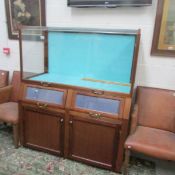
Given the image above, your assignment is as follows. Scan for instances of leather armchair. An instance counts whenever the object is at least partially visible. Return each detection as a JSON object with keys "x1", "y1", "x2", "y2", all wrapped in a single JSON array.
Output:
[
  {"x1": 123, "y1": 86, "x2": 175, "y2": 175},
  {"x1": 0, "y1": 71, "x2": 21, "y2": 148},
  {"x1": 0, "y1": 70, "x2": 9, "y2": 88}
]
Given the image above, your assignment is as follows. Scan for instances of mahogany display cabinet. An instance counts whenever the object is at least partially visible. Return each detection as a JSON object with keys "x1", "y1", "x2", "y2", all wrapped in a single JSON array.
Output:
[{"x1": 19, "y1": 27, "x2": 140, "y2": 172}]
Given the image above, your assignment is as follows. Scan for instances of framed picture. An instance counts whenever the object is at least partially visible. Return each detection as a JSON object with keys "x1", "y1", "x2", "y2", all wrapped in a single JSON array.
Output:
[
  {"x1": 151, "y1": 0, "x2": 175, "y2": 57},
  {"x1": 5, "y1": 0, "x2": 46, "y2": 39}
]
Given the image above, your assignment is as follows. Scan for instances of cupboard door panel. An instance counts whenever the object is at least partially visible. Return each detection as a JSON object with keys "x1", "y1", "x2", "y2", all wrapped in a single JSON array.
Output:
[
  {"x1": 69, "y1": 115, "x2": 120, "y2": 169},
  {"x1": 23, "y1": 107, "x2": 64, "y2": 155}
]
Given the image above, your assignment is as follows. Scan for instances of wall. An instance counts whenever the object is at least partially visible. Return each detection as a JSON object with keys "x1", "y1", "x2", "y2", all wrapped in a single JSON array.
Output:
[{"x1": 0, "y1": 0, "x2": 175, "y2": 90}]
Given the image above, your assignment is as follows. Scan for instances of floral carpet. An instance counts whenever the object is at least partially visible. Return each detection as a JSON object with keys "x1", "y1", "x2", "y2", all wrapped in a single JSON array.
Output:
[{"x1": 0, "y1": 125, "x2": 156, "y2": 175}]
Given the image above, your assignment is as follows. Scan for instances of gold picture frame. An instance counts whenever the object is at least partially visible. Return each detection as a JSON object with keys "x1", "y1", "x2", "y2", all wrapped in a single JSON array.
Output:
[{"x1": 151, "y1": 0, "x2": 175, "y2": 57}]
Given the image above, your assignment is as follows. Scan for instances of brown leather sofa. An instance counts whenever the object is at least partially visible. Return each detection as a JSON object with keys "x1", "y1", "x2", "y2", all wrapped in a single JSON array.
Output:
[
  {"x1": 0, "y1": 71, "x2": 21, "y2": 148},
  {"x1": 123, "y1": 86, "x2": 175, "y2": 175},
  {"x1": 0, "y1": 70, "x2": 9, "y2": 88}
]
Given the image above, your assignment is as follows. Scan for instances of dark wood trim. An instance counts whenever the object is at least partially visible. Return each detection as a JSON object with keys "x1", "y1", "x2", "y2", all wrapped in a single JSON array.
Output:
[
  {"x1": 151, "y1": 0, "x2": 175, "y2": 57},
  {"x1": 69, "y1": 155, "x2": 112, "y2": 170},
  {"x1": 4, "y1": 0, "x2": 14, "y2": 39},
  {"x1": 24, "y1": 143, "x2": 62, "y2": 155},
  {"x1": 130, "y1": 29, "x2": 141, "y2": 95},
  {"x1": 21, "y1": 79, "x2": 131, "y2": 98},
  {"x1": 115, "y1": 119, "x2": 128, "y2": 172},
  {"x1": 69, "y1": 111, "x2": 122, "y2": 125},
  {"x1": 44, "y1": 31, "x2": 48, "y2": 73},
  {"x1": 123, "y1": 149, "x2": 131, "y2": 175},
  {"x1": 19, "y1": 29, "x2": 23, "y2": 81},
  {"x1": 23, "y1": 72, "x2": 46, "y2": 80}
]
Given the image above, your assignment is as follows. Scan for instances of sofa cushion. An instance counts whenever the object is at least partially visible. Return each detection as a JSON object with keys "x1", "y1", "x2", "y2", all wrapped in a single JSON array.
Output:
[
  {"x1": 125, "y1": 126, "x2": 175, "y2": 161},
  {"x1": 0, "y1": 102, "x2": 18, "y2": 124}
]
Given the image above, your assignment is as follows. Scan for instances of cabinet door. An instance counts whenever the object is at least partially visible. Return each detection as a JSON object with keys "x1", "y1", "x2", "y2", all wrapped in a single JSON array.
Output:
[
  {"x1": 22, "y1": 106, "x2": 64, "y2": 156},
  {"x1": 68, "y1": 112, "x2": 121, "y2": 170}
]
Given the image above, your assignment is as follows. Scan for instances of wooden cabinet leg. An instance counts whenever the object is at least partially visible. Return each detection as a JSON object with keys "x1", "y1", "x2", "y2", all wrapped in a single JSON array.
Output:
[
  {"x1": 13, "y1": 124, "x2": 19, "y2": 148},
  {"x1": 123, "y1": 149, "x2": 131, "y2": 175}
]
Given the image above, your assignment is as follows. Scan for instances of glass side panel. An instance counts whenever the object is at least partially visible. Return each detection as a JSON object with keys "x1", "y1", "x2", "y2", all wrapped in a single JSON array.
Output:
[
  {"x1": 76, "y1": 95, "x2": 120, "y2": 114},
  {"x1": 21, "y1": 28, "x2": 45, "y2": 80},
  {"x1": 26, "y1": 87, "x2": 64, "y2": 105}
]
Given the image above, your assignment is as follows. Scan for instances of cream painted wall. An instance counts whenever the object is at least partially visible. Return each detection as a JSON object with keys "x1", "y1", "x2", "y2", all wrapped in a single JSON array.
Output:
[{"x1": 0, "y1": 0, "x2": 175, "y2": 90}]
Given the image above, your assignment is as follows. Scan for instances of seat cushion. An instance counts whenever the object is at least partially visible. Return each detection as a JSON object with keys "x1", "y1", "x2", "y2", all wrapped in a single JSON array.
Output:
[
  {"x1": 0, "y1": 102, "x2": 19, "y2": 124},
  {"x1": 125, "y1": 126, "x2": 175, "y2": 161}
]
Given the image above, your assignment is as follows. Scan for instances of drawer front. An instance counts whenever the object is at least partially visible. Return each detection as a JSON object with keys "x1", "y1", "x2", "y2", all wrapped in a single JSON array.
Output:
[
  {"x1": 76, "y1": 94, "x2": 120, "y2": 115},
  {"x1": 23, "y1": 85, "x2": 67, "y2": 108},
  {"x1": 70, "y1": 90, "x2": 125, "y2": 117},
  {"x1": 26, "y1": 87, "x2": 64, "y2": 104}
]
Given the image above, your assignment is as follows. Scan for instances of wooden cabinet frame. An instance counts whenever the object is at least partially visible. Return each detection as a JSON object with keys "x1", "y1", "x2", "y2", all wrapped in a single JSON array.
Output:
[{"x1": 19, "y1": 83, "x2": 132, "y2": 173}]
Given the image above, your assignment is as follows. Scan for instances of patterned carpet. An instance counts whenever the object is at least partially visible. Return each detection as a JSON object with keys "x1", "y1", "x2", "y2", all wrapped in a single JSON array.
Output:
[{"x1": 0, "y1": 125, "x2": 156, "y2": 175}]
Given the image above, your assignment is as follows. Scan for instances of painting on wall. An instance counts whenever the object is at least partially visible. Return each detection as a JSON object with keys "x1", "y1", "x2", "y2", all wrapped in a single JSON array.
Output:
[
  {"x1": 151, "y1": 0, "x2": 175, "y2": 57},
  {"x1": 5, "y1": 0, "x2": 46, "y2": 39}
]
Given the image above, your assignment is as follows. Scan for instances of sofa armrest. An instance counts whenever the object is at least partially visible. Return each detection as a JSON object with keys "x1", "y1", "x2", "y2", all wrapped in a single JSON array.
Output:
[
  {"x1": 129, "y1": 104, "x2": 139, "y2": 134},
  {"x1": 0, "y1": 85, "x2": 13, "y2": 104}
]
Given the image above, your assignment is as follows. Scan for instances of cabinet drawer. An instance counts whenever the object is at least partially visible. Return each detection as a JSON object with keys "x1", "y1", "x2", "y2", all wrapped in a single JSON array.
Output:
[
  {"x1": 23, "y1": 85, "x2": 67, "y2": 108},
  {"x1": 76, "y1": 94, "x2": 120, "y2": 114},
  {"x1": 70, "y1": 91, "x2": 124, "y2": 117}
]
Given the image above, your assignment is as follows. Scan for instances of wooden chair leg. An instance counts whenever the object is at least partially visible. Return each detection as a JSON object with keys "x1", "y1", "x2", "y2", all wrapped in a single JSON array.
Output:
[
  {"x1": 123, "y1": 149, "x2": 131, "y2": 175},
  {"x1": 13, "y1": 124, "x2": 19, "y2": 148}
]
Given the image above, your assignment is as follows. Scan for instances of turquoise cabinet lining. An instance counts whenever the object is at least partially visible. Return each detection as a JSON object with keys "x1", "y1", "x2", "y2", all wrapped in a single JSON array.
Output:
[
  {"x1": 48, "y1": 32, "x2": 135, "y2": 83},
  {"x1": 31, "y1": 73, "x2": 131, "y2": 93},
  {"x1": 31, "y1": 31, "x2": 136, "y2": 94}
]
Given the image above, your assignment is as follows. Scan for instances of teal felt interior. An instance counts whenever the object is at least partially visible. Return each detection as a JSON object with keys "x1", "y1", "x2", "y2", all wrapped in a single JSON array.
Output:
[
  {"x1": 31, "y1": 31, "x2": 136, "y2": 93},
  {"x1": 31, "y1": 73, "x2": 131, "y2": 93}
]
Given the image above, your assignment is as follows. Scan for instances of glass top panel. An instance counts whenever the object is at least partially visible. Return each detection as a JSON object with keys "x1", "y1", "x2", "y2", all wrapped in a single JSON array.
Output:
[
  {"x1": 20, "y1": 27, "x2": 138, "y2": 94},
  {"x1": 76, "y1": 94, "x2": 120, "y2": 114},
  {"x1": 26, "y1": 87, "x2": 64, "y2": 105}
]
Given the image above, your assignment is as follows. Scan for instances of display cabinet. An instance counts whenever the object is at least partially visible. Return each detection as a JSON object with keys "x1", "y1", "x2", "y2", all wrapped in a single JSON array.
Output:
[{"x1": 19, "y1": 27, "x2": 140, "y2": 172}]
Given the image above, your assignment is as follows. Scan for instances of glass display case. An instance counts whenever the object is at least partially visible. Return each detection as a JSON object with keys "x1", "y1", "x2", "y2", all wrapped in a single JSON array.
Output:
[
  {"x1": 19, "y1": 26, "x2": 141, "y2": 173},
  {"x1": 19, "y1": 27, "x2": 140, "y2": 95}
]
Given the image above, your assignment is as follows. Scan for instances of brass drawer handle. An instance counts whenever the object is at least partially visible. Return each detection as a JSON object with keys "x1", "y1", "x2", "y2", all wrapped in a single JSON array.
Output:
[
  {"x1": 92, "y1": 90, "x2": 104, "y2": 95},
  {"x1": 89, "y1": 112, "x2": 102, "y2": 119},
  {"x1": 40, "y1": 82, "x2": 51, "y2": 87},
  {"x1": 36, "y1": 102, "x2": 48, "y2": 109}
]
